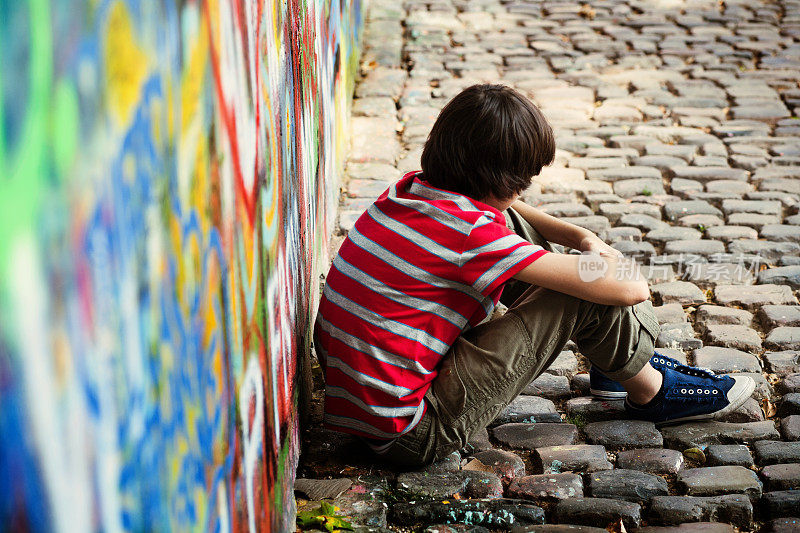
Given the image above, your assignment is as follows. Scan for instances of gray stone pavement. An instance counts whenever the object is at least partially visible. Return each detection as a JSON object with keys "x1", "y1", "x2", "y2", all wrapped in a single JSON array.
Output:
[{"x1": 298, "y1": 0, "x2": 800, "y2": 530}]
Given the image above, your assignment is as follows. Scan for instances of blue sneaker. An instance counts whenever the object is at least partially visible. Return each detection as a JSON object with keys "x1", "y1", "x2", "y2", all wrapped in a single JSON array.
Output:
[
  {"x1": 624, "y1": 365, "x2": 755, "y2": 427},
  {"x1": 589, "y1": 367, "x2": 628, "y2": 399},
  {"x1": 589, "y1": 352, "x2": 715, "y2": 400}
]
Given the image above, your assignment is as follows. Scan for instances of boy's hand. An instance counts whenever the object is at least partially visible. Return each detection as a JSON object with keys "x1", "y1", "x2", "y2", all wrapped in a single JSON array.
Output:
[{"x1": 578, "y1": 235, "x2": 623, "y2": 258}]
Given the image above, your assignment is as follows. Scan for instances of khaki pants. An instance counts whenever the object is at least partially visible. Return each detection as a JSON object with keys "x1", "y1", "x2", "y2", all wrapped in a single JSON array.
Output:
[{"x1": 381, "y1": 208, "x2": 661, "y2": 466}]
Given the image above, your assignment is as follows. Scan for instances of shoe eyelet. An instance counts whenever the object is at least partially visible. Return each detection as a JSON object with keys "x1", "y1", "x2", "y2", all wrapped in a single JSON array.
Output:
[
  {"x1": 704, "y1": 389, "x2": 710, "y2": 394},
  {"x1": 681, "y1": 388, "x2": 687, "y2": 394},
  {"x1": 689, "y1": 390, "x2": 694, "y2": 394},
  {"x1": 713, "y1": 389, "x2": 718, "y2": 394}
]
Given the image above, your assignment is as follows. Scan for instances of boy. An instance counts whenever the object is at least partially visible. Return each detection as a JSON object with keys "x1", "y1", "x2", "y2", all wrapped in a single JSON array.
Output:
[{"x1": 314, "y1": 84, "x2": 755, "y2": 466}]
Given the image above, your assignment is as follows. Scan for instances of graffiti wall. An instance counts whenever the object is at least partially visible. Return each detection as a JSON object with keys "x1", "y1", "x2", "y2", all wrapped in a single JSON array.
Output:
[{"x1": 0, "y1": 0, "x2": 362, "y2": 531}]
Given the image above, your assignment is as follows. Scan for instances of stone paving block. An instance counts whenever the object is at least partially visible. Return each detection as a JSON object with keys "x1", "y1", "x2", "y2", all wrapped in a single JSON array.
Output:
[
  {"x1": 647, "y1": 495, "x2": 753, "y2": 529},
  {"x1": 604, "y1": 226, "x2": 643, "y2": 243},
  {"x1": 671, "y1": 167, "x2": 750, "y2": 183},
  {"x1": 759, "y1": 518, "x2": 800, "y2": 533},
  {"x1": 615, "y1": 448, "x2": 684, "y2": 475},
  {"x1": 391, "y1": 499, "x2": 545, "y2": 528},
  {"x1": 544, "y1": 350, "x2": 579, "y2": 377},
  {"x1": 760, "y1": 463, "x2": 800, "y2": 491},
  {"x1": 599, "y1": 202, "x2": 662, "y2": 224},
  {"x1": 661, "y1": 421, "x2": 781, "y2": 449},
  {"x1": 678, "y1": 214, "x2": 725, "y2": 229},
  {"x1": 586, "y1": 469, "x2": 669, "y2": 504},
  {"x1": 614, "y1": 179, "x2": 666, "y2": 199},
  {"x1": 760, "y1": 305, "x2": 800, "y2": 328},
  {"x1": 559, "y1": 215, "x2": 612, "y2": 234},
  {"x1": 565, "y1": 396, "x2": 626, "y2": 423},
  {"x1": 778, "y1": 393, "x2": 800, "y2": 418},
  {"x1": 646, "y1": 227, "x2": 703, "y2": 244},
  {"x1": 395, "y1": 471, "x2": 471, "y2": 500},
  {"x1": 522, "y1": 373, "x2": 571, "y2": 400},
  {"x1": 636, "y1": 524, "x2": 738, "y2": 532},
  {"x1": 346, "y1": 178, "x2": 391, "y2": 199},
  {"x1": 761, "y1": 490, "x2": 800, "y2": 518},
  {"x1": 493, "y1": 395, "x2": 561, "y2": 426},
  {"x1": 471, "y1": 449, "x2": 526, "y2": 483},
  {"x1": 657, "y1": 322, "x2": 703, "y2": 351},
  {"x1": 702, "y1": 325, "x2": 762, "y2": 352},
  {"x1": 760, "y1": 225, "x2": 800, "y2": 243},
  {"x1": 753, "y1": 440, "x2": 800, "y2": 466},
  {"x1": 778, "y1": 373, "x2": 800, "y2": 394},
  {"x1": 534, "y1": 445, "x2": 612, "y2": 474},
  {"x1": 677, "y1": 466, "x2": 763, "y2": 502},
  {"x1": 764, "y1": 351, "x2": 800, "y2": 376},
  {"x1": 725, "y1": 213, "x2": 782, "y2": 230},
  {"x1": 584, "y1": 420, "x2": 663, "y2": 449},
  {"x1": 346, "y1": 162, "x2": 401, "y2": 181},
  {"x1": 492, "y1": 423, "x2": 578, "y2": 450},
  {"x1": 353, "y1": 97, "x2": 398, "y2": 118},
  {"x1": 538, "y1": 202, "x2": 593, "y2": 218},
  {"x1": 704, "y1": 225, "x2": 759, "y2": 242},
  {"x1": 714, "y1": 284, "x2": 797, "y2": 309},
  {"x1": 570, "y1": 373, "x2": 590, "y2": 396},
  {"x1": 665, "y1": 240, "x2": 726, "y2": 256},
  {"x1": 705, "y1": 445, "x2": 754, "y2": 467},
  {"x1": 781, "y1": 415, "x2": 800, "y2": 441},
  {"x1": 507, "y1": 473, "x2": 583, "y2": 502},
  {"x1": 651, "y1": 281, "x2": 707, "y2": 306},
  {"x1": 759, "y1": 266, "x2": 800, "y2": 289},
  {"x1": 355, "y1": 67, "x2": 408, "y2": 99},
  {"x1": 664, "y1": 200, "x2": 723, "y2": 221},
  {"x1": 721, "y1": 199, "x2": 782, "y2": 216},
  {"x1": 684, "y1": 263, "x2": 754, "y2": 286},
  {"x1": 692, "y1": 347, "x2": 761, "y2": 374},
  {"x1": 727, "y1": 240, "x2": 800, "y2": 261},
  {"x1": 554, "y1": 497, "x2": 641, "y2": 530},
  {"x1": 612, "y1": 241, "x2": 656, "y2": 257},
  {"x1": 695, "y1": 305, "x2": 753, "y2": 327},
  {"x1": 766, "y1": 327, "x2": 800, "y2": 350},
  {"x1": 653, "y1": 303, "x2": 687, "y2": 324},
  {"x1": 620, "y1": 214, "x2": 669, "y2": 232}
]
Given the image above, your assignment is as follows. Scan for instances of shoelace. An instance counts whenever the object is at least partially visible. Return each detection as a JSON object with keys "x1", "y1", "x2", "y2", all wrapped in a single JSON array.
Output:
[{"x1": 652, "y1": 354, "x2": 717, "y2": 379}]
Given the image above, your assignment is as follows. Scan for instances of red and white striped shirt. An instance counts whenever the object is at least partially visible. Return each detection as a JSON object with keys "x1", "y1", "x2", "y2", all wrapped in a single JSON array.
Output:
[{"x1": 314, "y1": 172, "x2": 548, "y2": 439}]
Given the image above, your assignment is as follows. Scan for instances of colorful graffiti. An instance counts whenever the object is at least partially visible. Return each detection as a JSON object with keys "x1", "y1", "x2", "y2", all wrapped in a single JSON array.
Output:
[{"x1": 0, "y1": 0, "x2": 362, "y2": 531}]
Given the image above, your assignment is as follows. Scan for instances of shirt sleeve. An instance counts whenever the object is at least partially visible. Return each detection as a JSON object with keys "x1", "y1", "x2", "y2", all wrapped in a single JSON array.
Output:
[{"x1": 460, "y1": 215, "x2": 549, "y2": 297}]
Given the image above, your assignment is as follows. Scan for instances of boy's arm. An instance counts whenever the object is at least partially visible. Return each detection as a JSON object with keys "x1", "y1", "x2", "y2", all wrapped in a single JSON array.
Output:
[
  {"x1": 511, "y1": 200, "x2": 621, "y2": 257},
  {"x1": 512, "y1": 252, "x2": 650, "y2": 307}
]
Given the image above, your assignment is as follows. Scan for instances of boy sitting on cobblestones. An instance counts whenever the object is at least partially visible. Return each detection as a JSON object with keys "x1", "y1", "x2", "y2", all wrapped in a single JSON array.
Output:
[{"x1": 314, "y1": 84, "x2": 756, "y2": 466}]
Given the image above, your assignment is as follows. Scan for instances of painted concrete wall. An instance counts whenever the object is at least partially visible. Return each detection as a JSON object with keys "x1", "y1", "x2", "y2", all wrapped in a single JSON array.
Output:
[{"x1": 0, "y1": 0, "x2": 362, "y2": 531}]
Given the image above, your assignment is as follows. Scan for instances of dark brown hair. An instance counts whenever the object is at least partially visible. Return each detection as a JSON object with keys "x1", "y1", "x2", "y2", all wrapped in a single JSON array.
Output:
[{"x1": 420, "y1": 84, "x2": 555, "y2": 201}]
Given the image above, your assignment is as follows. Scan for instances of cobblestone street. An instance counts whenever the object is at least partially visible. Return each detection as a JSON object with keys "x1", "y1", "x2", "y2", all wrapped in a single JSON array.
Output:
[{"x1": 297, "y1": 0, "x2": 800, "y2": 530}]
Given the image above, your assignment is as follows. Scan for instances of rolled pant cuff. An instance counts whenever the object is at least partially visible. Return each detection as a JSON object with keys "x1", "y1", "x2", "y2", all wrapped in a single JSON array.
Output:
[{"x1": 600, "y1": 332, "x2": 654, "y2": 382}]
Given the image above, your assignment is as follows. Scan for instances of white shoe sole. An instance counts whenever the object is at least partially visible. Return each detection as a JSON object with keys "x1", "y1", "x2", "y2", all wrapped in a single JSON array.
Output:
[
  {"x1": 654, "y1": 375, "x2": 756, "y2": 428},
  {"x1": 590, "y1": 388, "x2": 628, "y2": 400}
]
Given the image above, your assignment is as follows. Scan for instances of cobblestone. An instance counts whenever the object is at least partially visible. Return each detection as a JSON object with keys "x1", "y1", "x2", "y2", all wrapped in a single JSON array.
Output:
[
  {"x1": 313, "y1": 0, "x2": 800, "y2": 529},
  {"x1": 584, "y1": 420, "x2": 663, "y2": 449},
  {"x1": 534, "y1": 445, "x2": 612, "y2": 474},
  {"x1": 677, "y1": 466, "x2": 763, "y2": 502},
  {"x1": 648, "y1": 495, "x2": 753, "y2": 529},
  {"x1": 554, "y1": 498, "x2": 641, "y2": 530},
  {"x1": 705, "y1": 445, "x2": 755, "y2": 468},
  {"x1": 492, "y1": 423, "x2": 578, "y2": 450},
  {"x1": 507, "y1": 473, "x2": 583, "y2": 502},
  {"x1": 586, "y1": 469, "x2": 669, "y2": 504}
]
